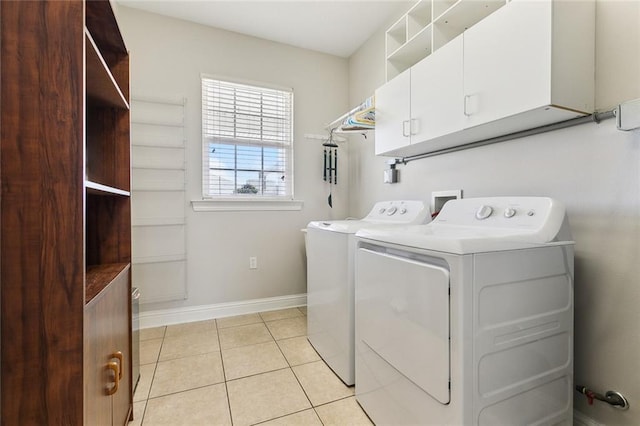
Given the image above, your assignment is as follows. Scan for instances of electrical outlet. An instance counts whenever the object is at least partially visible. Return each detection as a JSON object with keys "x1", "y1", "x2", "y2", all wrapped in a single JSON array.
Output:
[{"x1": 249, "y1": 257, "x2": 258, "y2": 269}]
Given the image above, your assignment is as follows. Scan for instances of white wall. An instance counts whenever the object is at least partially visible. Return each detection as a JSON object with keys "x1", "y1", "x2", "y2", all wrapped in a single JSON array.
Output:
[
  {"x1": 117, "y1": 6, "x2": 351, "y2": 311},
  {"x1": 348, "y1": 1, "x2": 640, "y2": 425}
]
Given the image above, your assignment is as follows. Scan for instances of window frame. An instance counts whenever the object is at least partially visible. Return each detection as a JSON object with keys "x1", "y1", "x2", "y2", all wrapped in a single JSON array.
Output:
[{"x1": 200, "y1": 74, "x2": 295, "y2": 201}]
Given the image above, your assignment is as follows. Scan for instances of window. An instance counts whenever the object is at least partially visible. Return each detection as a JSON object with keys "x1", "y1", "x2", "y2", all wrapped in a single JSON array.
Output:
[{"x1": 201, "y1": 76, "x2": 293, "y2": 199}]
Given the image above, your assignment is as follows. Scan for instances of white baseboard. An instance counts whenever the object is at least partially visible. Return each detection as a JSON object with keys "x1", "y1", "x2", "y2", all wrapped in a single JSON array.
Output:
[
  {"x1": 574, "y1": 410, "x2": 603, "y2": 426},
  {"x1": 139, "y1": 293, "x2": 307, "y2": 329}
]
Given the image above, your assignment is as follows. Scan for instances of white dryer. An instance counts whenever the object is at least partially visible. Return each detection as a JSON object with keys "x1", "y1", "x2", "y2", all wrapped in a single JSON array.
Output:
[
  {"x1": 306, "y1": 200, "x2": 430, "y2": 385},
  {"x1": 355, "y1": 197, "x2": 574, "y2": 425}
]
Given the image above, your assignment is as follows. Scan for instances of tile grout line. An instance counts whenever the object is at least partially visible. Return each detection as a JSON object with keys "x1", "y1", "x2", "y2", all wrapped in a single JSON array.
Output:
[
  {"x1": 138, "y1": 325, "x2": 166, "y2": 425},
  {"x1": 257, "y1": 310, "x2": 322, "y2": 425},
  {"x1": 271, "y1": 313, "x2": 325, "y2": 424},
  {"x1": 216, "y1": 317, "x2": 236, "y2": 425}
]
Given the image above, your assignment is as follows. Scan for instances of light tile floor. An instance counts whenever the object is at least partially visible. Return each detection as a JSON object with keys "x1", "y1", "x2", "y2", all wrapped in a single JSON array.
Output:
[{"x1": 131, "y1": 307, "x2": 373, "y2": 426}]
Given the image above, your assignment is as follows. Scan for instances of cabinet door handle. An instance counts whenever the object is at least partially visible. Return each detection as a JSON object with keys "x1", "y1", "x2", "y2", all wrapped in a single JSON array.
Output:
[
  {"x1": 402, "y1": 120, "x2": 410, "y2": 137},
  {"x1": 464, "y1": 95, "x2": 472, "y2": 116},
  {"x1": 106, "y1": 361, "x2": 120, "y2": 395},
  {"x1": 410, "y1": 119, "x2": 419, "y2": 136},
  {"x1": 112, "y1": 351, "x2": 123, "y2": 379}
]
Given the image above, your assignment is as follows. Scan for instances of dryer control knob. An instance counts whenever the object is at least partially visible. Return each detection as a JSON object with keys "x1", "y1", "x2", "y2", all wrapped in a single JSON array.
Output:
[
  {"x1": 504, "y1": 207, "x2": 516, "y2": 218},
  {"x1": 379, "y1": 208, "x2": 386, "y2": 214},
  {"x1": 475, "y1": 205, "x2": 493, "y2": 220},
  {"x1": 399, "y1": 208, "x2": 407, "y2": 215},
  {"x1": 386, "y1": 206, "x2": 398, "y2": 215}
]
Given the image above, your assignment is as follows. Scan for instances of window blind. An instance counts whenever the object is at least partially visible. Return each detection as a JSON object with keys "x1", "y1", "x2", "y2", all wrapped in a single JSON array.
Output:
[{"x1": 202, "y1": 76, "x2": 293, "y2": 198}]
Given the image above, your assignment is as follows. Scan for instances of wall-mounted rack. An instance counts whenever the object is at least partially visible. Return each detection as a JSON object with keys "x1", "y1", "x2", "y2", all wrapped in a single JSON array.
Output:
[
  {"x1": 325, "y1": 95, "x2": 375, "y2": 133},
  {"x1": 130, "y1": 97, "x2": 188, "y2": 304}
]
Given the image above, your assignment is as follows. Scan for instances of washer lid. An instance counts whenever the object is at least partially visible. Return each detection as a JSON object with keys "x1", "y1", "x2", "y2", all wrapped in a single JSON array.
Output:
[
  {"x1": 356, "y1": 197, "x2": 575, "y2": 254},
  {"x1": 307, "y1": 219, "x2": 387, "y2": 234}
]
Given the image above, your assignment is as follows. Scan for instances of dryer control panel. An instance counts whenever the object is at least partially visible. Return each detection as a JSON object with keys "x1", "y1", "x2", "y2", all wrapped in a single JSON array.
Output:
[{"x1": 433, "y1": 197, "x2": 568, "y2": 243}]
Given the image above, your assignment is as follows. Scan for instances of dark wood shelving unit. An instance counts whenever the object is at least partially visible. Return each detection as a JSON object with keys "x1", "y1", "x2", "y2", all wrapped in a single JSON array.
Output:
[
  {"x1": 1, "y1": 1, "x2": 133, "y2": 424},
  {"x1": 86, "y1": 263, "x2": 131, "y2": 304},
  {"x1": 86, "y1": 180, "x2": 132, "y2": 197},
  {"x1": 85, "y1": 30, "x2": 129, "y2": 109}
]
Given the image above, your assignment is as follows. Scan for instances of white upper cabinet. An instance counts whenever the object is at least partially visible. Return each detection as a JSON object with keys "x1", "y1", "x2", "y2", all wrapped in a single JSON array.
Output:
[
  {"x1": 376, "y1": 0, "x2": 595, "y2": 157},
  {"x1": 376, "y1": 37, "x2": 464, "y2": 156},
  {"x1": 375, "y1": 68, "x2": 411, "y2": 155},
  {"x1": 463, "y1": 0, "x2": 553, "y2": 127},
  {"x1": 463, "y1": 0, "x2": 594, "y2": 129},
  {"x1": 411, "y1": 35, "x2": 464, "y2": 147}
]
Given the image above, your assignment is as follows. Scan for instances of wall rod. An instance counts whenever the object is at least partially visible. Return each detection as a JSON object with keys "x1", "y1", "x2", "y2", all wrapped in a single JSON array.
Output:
[{"x1": 397, "y1": 110, "x2": 616, "y2": 165}]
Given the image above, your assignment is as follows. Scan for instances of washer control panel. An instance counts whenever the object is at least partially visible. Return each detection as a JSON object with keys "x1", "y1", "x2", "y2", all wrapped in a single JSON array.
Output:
[{"x1": 365, "y1": 200, "x2": 430, "y2": 224}]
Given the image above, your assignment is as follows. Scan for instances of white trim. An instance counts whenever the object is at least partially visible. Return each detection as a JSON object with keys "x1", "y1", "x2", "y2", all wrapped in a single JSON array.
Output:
[
  {"x1": 201, "y1": 72, "x2": 293, "y2": 93},
  {"x1": 574, "y1": 410, "x2": 604, "y2": 426},
  {"x1": 139, "y1": 293, "x2": 307, "y2": 329},
  {"x1": 191, "y1": 198, "x2": 303, "y2": 212}
]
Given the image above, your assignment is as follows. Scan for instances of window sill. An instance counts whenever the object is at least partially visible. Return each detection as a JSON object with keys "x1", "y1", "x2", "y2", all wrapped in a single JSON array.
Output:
[{"x1": 191, "y1": 198, "x2": 304, "y2": 212}]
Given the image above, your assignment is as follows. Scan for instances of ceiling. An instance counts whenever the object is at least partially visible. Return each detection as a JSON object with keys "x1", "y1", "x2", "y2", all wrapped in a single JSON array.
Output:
[{"x1": 117, "y1": 0, "x2": 413, "y2": 58}]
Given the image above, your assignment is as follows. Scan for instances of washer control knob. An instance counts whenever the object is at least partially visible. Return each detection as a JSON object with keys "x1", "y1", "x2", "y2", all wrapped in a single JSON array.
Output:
[
  {"x1": 399, "y1": 208, "x2": 407, "y2": 215},
  {"x1": 475, "y1": 205, "x2": 493, "y2": 220},
  {"x1": 386, "y1": 206, "x2": 398, "y2": 216},
  {"x1": 379, "y1": 208, "x2": 386, "y2": 214},
  {"x1": 504, "y1": 207, "x2": 516, "y2": 218}
]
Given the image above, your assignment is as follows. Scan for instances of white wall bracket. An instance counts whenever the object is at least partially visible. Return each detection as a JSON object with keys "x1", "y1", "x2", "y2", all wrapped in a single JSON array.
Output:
[{"x1": 615, "y1": 98, "x2": 640, "y2": 131}]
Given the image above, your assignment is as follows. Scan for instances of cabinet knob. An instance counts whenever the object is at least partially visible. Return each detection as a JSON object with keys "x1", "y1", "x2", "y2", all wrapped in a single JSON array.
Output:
[{"x1": 106, "y1": 361, "x2": 120, "y2": 395}]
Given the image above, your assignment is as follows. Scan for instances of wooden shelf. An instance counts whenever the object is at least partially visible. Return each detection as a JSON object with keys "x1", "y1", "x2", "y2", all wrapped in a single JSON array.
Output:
[
  {"x1": 85, "y1": 30, "x2": 129, "y2": 109},
  {"x1": 85, "y1": 263, "x2": 130, "y2": 305},
  {"x1": 85, "y1": 1, "x2": 128, "y2": 56},
  {"x1": 86, "y1": 180, "x2": 131, "y2": 197}
]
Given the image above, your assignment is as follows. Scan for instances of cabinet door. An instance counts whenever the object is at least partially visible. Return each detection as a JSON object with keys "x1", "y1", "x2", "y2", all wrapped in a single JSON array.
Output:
[
  {"x1": 375, "y1": 68, "x2": 410, "y2": 155},
  {"x1": 463, "y1": 0, "x2": 552, "y2": 128},
  {"x1": 85, "y1": 269, "x2": 131, "y2": 426},
  {"x1": 85, "y1": 295, "x2": 114, "y2": 426},
  {"x1": 411, "y1": 35, "x2": 464, "y2": 144},
  {"x1": 110, "y1": 271, "x2": 132, "y2": 426}
]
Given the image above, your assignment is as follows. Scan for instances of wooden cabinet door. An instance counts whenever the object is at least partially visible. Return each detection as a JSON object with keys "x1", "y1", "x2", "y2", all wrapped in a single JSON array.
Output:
[
  {"x1": 410, "y1": 34, "x2": 464, "y2": 144},
  {"x1": 85, "y1": 268, "x2": 131, "y2": 426},
  {"x1": 463, "y1": 0, "x2": 552, "y2": 128},
  {"x1": 85, "y1": 291, "x2": 116, "y2": 426},
  {"x1": 375, "y1": 68, "x2": 411, "y2": 155},
  {"x1": 110, "y1": 271, "x2": 132, "y2": 426}
]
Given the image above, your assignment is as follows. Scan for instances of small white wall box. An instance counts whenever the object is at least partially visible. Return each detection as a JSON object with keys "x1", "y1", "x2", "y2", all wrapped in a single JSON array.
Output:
[
  {"x1": 616, "y1": 98, "x2": 640, "y2": 131},
  {"x1": 384, "y1": 160, "x2": 399, "y2": 184}
]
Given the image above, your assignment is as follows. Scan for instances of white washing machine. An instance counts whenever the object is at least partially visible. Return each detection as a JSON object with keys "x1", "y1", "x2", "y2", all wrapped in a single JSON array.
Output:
[
  {"x1": 306, "y1": 200, "x2": 431, "y2": 385},
  {"x1": 355, "y1": 197, "x2": 574, "y2": 425}
]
